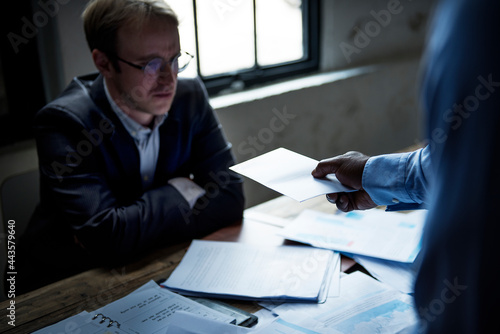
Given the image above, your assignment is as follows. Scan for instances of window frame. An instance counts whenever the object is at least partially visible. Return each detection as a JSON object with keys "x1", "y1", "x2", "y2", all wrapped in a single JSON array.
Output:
[{"x1": 192, "y1": 0, "x2": 320, "y2": 96}]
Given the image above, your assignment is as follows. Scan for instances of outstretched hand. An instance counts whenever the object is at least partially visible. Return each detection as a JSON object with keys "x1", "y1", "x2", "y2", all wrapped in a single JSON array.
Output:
[{"x1": 311, "y1": 151, "x2": 377, "y2": 212}]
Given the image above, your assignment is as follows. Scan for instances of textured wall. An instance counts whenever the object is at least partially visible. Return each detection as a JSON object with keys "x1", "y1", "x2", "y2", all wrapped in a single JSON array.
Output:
[{"x1": 215, "y1": 58, "x2": 425, "y2": 207}]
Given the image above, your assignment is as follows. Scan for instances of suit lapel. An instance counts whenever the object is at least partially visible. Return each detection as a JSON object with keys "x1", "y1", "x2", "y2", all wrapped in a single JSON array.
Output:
[
  {"x1": 155, "y1": 115, "x2": 181, "y2": 184},
  {"x1": 89, "y1": 75, "x2": 143, "y2": 193}
]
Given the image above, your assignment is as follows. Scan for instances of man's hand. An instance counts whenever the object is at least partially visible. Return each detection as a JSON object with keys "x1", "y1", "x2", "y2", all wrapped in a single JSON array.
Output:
[{"x1": 311, "y1": 151, "x2": 376, "y2": 212}]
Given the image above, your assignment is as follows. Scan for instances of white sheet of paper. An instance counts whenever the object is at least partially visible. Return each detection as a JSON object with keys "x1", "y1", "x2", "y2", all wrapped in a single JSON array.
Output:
[
  {"x1": 164, "y1": 311, "x2": 251, "y2": 334},
  {"x1": 93, "y1": 280, "x2": 235, "y2": 334},
  {"x1": 230, "y1": 148, "x2": 355, "y2": 202},
  {"x1": 352, "y1": 254, "x2": 422, "y2": 293},
  {"x1": 165, "y1": 311, "x2": 327, "y2": 334},
  {"x1": 280, "y1": 209, "x2": 427, "y2": 263},
  {"x1": 270, "y1": 272, "x2": 419, "y2": 334},
  {"x1": 259, "y1": 251, "x2": 341, "y2": 313},
  {"x1": 163, "y1": 240, "x2": 339, "y2": 302},
  {"x1": 243, "y1": 210, "x2": 292, "y2": 227}
]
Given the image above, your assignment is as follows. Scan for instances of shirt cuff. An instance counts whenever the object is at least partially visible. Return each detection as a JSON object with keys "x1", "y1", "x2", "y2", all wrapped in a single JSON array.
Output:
[
  {"x1": 362, "y1": 152, "x2": 415, "y2": 207},
  {"x1": 168, "y1": 177, "x2": 206, "y2": 209}
]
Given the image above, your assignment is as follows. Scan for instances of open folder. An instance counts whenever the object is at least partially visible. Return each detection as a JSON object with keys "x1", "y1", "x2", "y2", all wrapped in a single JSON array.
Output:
[
  {"x1": 162, "y1": 240, "x2": 339, "y2": 303},
  {"x1": 230, "y1": 147, "x2": 355, "y2": 202}
]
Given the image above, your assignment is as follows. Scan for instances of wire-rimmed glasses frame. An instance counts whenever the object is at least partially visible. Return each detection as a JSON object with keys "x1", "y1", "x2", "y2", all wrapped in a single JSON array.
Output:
[{"x1": 116, "y1": 51, "x2": 193, "y2": 77}]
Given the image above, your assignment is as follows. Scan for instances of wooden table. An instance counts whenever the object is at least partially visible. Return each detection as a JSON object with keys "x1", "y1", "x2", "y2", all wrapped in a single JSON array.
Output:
[{"x1": 0, "y1": 195, "x2": 356, "y2": 333}]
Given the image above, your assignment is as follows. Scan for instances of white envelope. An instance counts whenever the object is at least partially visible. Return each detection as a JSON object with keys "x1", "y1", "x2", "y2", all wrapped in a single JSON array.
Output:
[{"x1": 230, "y1": 147, "x2": 355, "y2": 202}]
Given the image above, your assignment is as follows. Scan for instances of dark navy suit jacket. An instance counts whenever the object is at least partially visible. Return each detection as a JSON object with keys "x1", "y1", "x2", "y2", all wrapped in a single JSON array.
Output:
[
  {"x1": 18, "y1": 74, "x2": 244, "y2": 292},
  {"x1": 414, "y1": 0, "x2": 500, "y2": 332}
]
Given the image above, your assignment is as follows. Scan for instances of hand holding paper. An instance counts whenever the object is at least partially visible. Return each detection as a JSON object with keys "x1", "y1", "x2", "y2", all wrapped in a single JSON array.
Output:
[
  {"x1": 230, "y1": 148, "x2": 356, "y2": 202},
  {"x1": 312, "y1": 151, "x2": 377, "y2": 211}
]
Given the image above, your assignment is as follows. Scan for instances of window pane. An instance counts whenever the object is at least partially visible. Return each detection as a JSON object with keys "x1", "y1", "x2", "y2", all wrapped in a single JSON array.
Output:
[
  {"x1": 256, "y1": 0, "x2": 304, "y2": 66},
  {"x1": 195, "y1": 0, "x2": 255, "y2": 77},
  {"x1": 167, "y1": 0, "x2": 198, "y2": 78}
]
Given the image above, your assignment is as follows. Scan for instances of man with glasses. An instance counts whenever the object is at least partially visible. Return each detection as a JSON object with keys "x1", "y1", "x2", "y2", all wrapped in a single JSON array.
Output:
[{"x1": 17, "y1": 0, "x2": 244, "y2": 294}]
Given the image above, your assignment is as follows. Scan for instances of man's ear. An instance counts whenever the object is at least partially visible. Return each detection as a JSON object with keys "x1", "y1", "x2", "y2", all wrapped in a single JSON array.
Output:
[{"x1": 92, "y1": 49, "x2": 114, "y2": 78}]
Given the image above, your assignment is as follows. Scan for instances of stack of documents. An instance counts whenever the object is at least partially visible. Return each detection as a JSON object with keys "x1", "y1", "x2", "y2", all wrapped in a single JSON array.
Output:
[
  {"x1": 277, "y1": 208, "x2": 426, "y2": 294},
  {"x1": 162, "y1": 272, "x2": 420, "y2": 334},
  {"x1": 162, "y1": 240, "x2": 340, "y2": 303}
]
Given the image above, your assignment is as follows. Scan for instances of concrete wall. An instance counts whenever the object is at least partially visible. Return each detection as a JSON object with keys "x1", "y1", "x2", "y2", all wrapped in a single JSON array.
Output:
[
  {"x1": 321, "y1": 0, "x2": 435, "y2": 71},
  {"x1": 215, "y1": 58, "x2": 425, "y2": 207}
]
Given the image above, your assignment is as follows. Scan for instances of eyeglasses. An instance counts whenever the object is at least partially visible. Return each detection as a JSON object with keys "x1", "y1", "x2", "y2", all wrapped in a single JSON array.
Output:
[{"x1": 116, "y1": 51, "x2": 193, "y2": 77}]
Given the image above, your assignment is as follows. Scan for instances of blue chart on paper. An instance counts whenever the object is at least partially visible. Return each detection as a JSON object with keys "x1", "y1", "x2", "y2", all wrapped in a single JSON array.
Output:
[{"x1": 333, "y1": 299, "x2": 414, "y2": 334}]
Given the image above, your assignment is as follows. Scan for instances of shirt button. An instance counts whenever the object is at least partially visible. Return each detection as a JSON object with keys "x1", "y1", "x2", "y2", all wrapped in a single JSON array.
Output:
[{"x1": 392, "y1": 198, "x2": 400, "y2": 204}]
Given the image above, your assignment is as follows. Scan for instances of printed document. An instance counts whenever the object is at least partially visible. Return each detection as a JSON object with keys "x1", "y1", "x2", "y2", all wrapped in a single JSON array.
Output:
[
  {"x1": 92, "y1": 280, "x2": 235, "y2": 334},
  {"x1": 280, "y1": 209, "x2": 426, "y2": 263},
  {"x1": 268, "y1": 272, "x2": 419, "y2": 334},
  {"x1": 162, "y1": 240, "x2": 339, "y2": 302},
  {"x1": 165, "y1": 311, "x2": 325, "y2": 334},
  {"x1": 34, "y1": 281, "x2": 235, "y2": 334},
  {"x1": 33, "y1": 311, "x2": 130, "y2": 334},
  {"x1": 230, "y1": 147, "x2": 355, "y2": 202},
  {"x1": 352, "y1": 254, "x2": 422, "y2": 293}
]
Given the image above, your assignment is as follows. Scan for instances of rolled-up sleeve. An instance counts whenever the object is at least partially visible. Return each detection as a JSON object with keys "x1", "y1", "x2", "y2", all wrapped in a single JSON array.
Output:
[{"x1": 362, "y1": 146, "x2": 431, "y2": 211}]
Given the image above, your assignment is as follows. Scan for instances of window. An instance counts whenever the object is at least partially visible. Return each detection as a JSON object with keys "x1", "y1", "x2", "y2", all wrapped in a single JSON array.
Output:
[
  {"x1": 0, "y1": 0, "x2": 319, "y2": 147},
  {"x1": 168, "y1": 0, "x2": 319, "y2": 95}
]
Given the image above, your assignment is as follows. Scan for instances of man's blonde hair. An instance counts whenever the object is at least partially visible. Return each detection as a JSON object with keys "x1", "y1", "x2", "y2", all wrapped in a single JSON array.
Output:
[{"x1": 82, "y1": 0, "x2": 178, "y2": 61}]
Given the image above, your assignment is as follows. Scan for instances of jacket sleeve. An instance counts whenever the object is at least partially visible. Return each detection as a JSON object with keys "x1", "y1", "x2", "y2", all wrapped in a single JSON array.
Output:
[
  {"x1": 161, "y1": 78, "x2": 246, "y2": 246},
  {"x1": 362, "y1": 146, "x2": 431, "y2": 211},
  {"x1": 34, "y1": 79, "x2": 244, "y2": 262}
]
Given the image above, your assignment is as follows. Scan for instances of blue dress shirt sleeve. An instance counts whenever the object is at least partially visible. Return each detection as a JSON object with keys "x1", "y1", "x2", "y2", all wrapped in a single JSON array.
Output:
[{"x1": 362, "y1": 146, "x2": 431, "y2": 211}]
